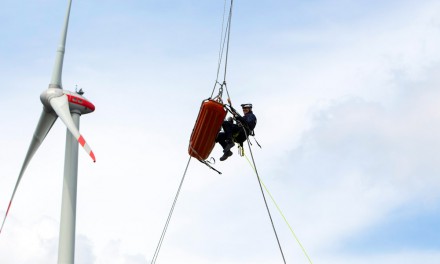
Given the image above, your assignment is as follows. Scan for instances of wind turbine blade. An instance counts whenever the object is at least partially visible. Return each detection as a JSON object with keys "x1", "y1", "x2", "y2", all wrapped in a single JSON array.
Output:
[
  {"x1": 49, "y1": 94, "x2": 96, "y2": 162},
  {"x1": 1, "y1": 110, "x2": 57, "y2": 234},
  {"x1": 49, "y1": 0, "x2": 72, "y2": 89}
]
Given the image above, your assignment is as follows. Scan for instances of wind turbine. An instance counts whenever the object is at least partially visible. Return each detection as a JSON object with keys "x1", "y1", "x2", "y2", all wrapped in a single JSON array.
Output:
[{"x1": 1, "y1": 0, "x2": 95, "y2": 263}]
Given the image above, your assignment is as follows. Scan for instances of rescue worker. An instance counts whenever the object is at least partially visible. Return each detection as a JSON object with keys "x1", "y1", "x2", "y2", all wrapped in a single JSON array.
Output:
[{"x1": 216, "y1": 103, "x2": 257, "y2": 161}]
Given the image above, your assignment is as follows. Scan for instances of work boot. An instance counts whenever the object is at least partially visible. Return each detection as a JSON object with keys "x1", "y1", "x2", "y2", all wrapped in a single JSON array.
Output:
[
  {"x1": 220, "y1": 150, "x2": 233, "y2": 161},
  {"x1": 224, "y1": 140, "x2": 235, "y2": 153}
]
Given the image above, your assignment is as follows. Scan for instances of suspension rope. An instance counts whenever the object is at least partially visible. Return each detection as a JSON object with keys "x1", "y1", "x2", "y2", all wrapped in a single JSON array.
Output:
[
  {"x1": 243, "y1": 132, "x2": 287, "y2": 263},
  {"x1": 223, "y1": 82, "x2": 232, "y2": 106},
  {"x1": 243, "y1": 155, "x2": 314, "y2": 264},
  {"x1": 150, "y1": 157, "x2": 192, "y2": 264},
  {"x1": 222, "y1": 0, "x2": 234, "y2": 84},
  {"x1": 211, "y1": 0, "x2": 234, "y2": 99},
  {"x1": 213, "y1": 0, "x2": 228, "y2": 88}
]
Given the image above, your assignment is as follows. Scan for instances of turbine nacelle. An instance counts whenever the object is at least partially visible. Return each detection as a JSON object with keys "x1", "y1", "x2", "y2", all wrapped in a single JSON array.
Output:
[{"x1": 40, "y1": 88, "x2": 95, "y2": 115}]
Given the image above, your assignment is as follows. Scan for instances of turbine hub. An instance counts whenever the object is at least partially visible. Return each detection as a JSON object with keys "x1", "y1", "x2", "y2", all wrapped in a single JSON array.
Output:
[{"x1": 40, "y1": 88, "x2": 63, "y2": 110}]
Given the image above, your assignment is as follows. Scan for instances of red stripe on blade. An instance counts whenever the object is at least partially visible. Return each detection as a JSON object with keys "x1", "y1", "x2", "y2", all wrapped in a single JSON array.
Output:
[
  {"x1": 6, "y1": 201, "x2": 12, "y2": 215},
  {"x1": 78, "y1": 135, "x2": 86, "y2": 146},
  {"x1": 90, "y1": 151, "x2": 96, "y2": 162},
  {"x1": 1, "y1": 201, "x2": 12, "y2": 234}
]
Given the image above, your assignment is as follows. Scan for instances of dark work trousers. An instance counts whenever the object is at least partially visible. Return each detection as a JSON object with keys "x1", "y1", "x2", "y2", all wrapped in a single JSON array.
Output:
[{"x1": 216, "y1": 120, "x2": 247, "y2": 149}]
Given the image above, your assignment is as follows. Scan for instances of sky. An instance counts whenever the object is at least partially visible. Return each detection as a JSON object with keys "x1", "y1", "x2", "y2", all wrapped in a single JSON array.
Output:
[{"x1": 1, "y1": 0, "x2": 440, "y2": 263}]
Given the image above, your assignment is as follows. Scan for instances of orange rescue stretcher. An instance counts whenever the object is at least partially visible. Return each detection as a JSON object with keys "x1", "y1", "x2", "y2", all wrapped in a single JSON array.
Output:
[{"x1": 188, "y1": 99, "x2": 227, "y2": 160}]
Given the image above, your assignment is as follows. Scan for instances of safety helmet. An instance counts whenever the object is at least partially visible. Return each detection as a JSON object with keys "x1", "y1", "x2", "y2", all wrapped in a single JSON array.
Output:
[{"x1": 241, "y1": 103, "x2": 252, "y2": 108}]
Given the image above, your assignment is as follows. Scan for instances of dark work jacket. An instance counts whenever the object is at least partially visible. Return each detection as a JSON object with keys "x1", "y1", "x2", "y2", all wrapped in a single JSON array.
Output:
[{"x1": 236, "y1": 111, "x2": 257, "y2": 132}]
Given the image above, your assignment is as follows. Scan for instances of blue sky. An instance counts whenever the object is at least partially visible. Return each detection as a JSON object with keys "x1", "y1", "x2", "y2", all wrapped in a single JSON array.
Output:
[{"x1": 1, "y1": 0, "x2": 440, "y2": 263}]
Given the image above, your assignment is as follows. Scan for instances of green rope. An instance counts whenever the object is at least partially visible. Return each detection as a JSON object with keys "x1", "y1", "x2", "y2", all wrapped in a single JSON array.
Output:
[{"x1": 244, "y1": 154, "x2": 313, "y2": 264}]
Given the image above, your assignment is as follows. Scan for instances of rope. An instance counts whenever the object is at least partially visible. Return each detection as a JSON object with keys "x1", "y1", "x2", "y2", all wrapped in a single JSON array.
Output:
[
  {"x1": 243, "y1": 132, "x2": 287, "y2": 263},
  {"x1": 211, "y1": 0, "x2": 234, "y2": 99},
  {"x1": 213, "y1": 0, "x2": 228, "y2": 91},
  {"x1": 150, "y1": 157, "x2": 192, "y2": 264},
  {"x1": 243, "y1": 155, "x2": 314, "y2": 264},
  {"x1": 222, "y1": 0, "x2": 234, "y2": 84}
]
